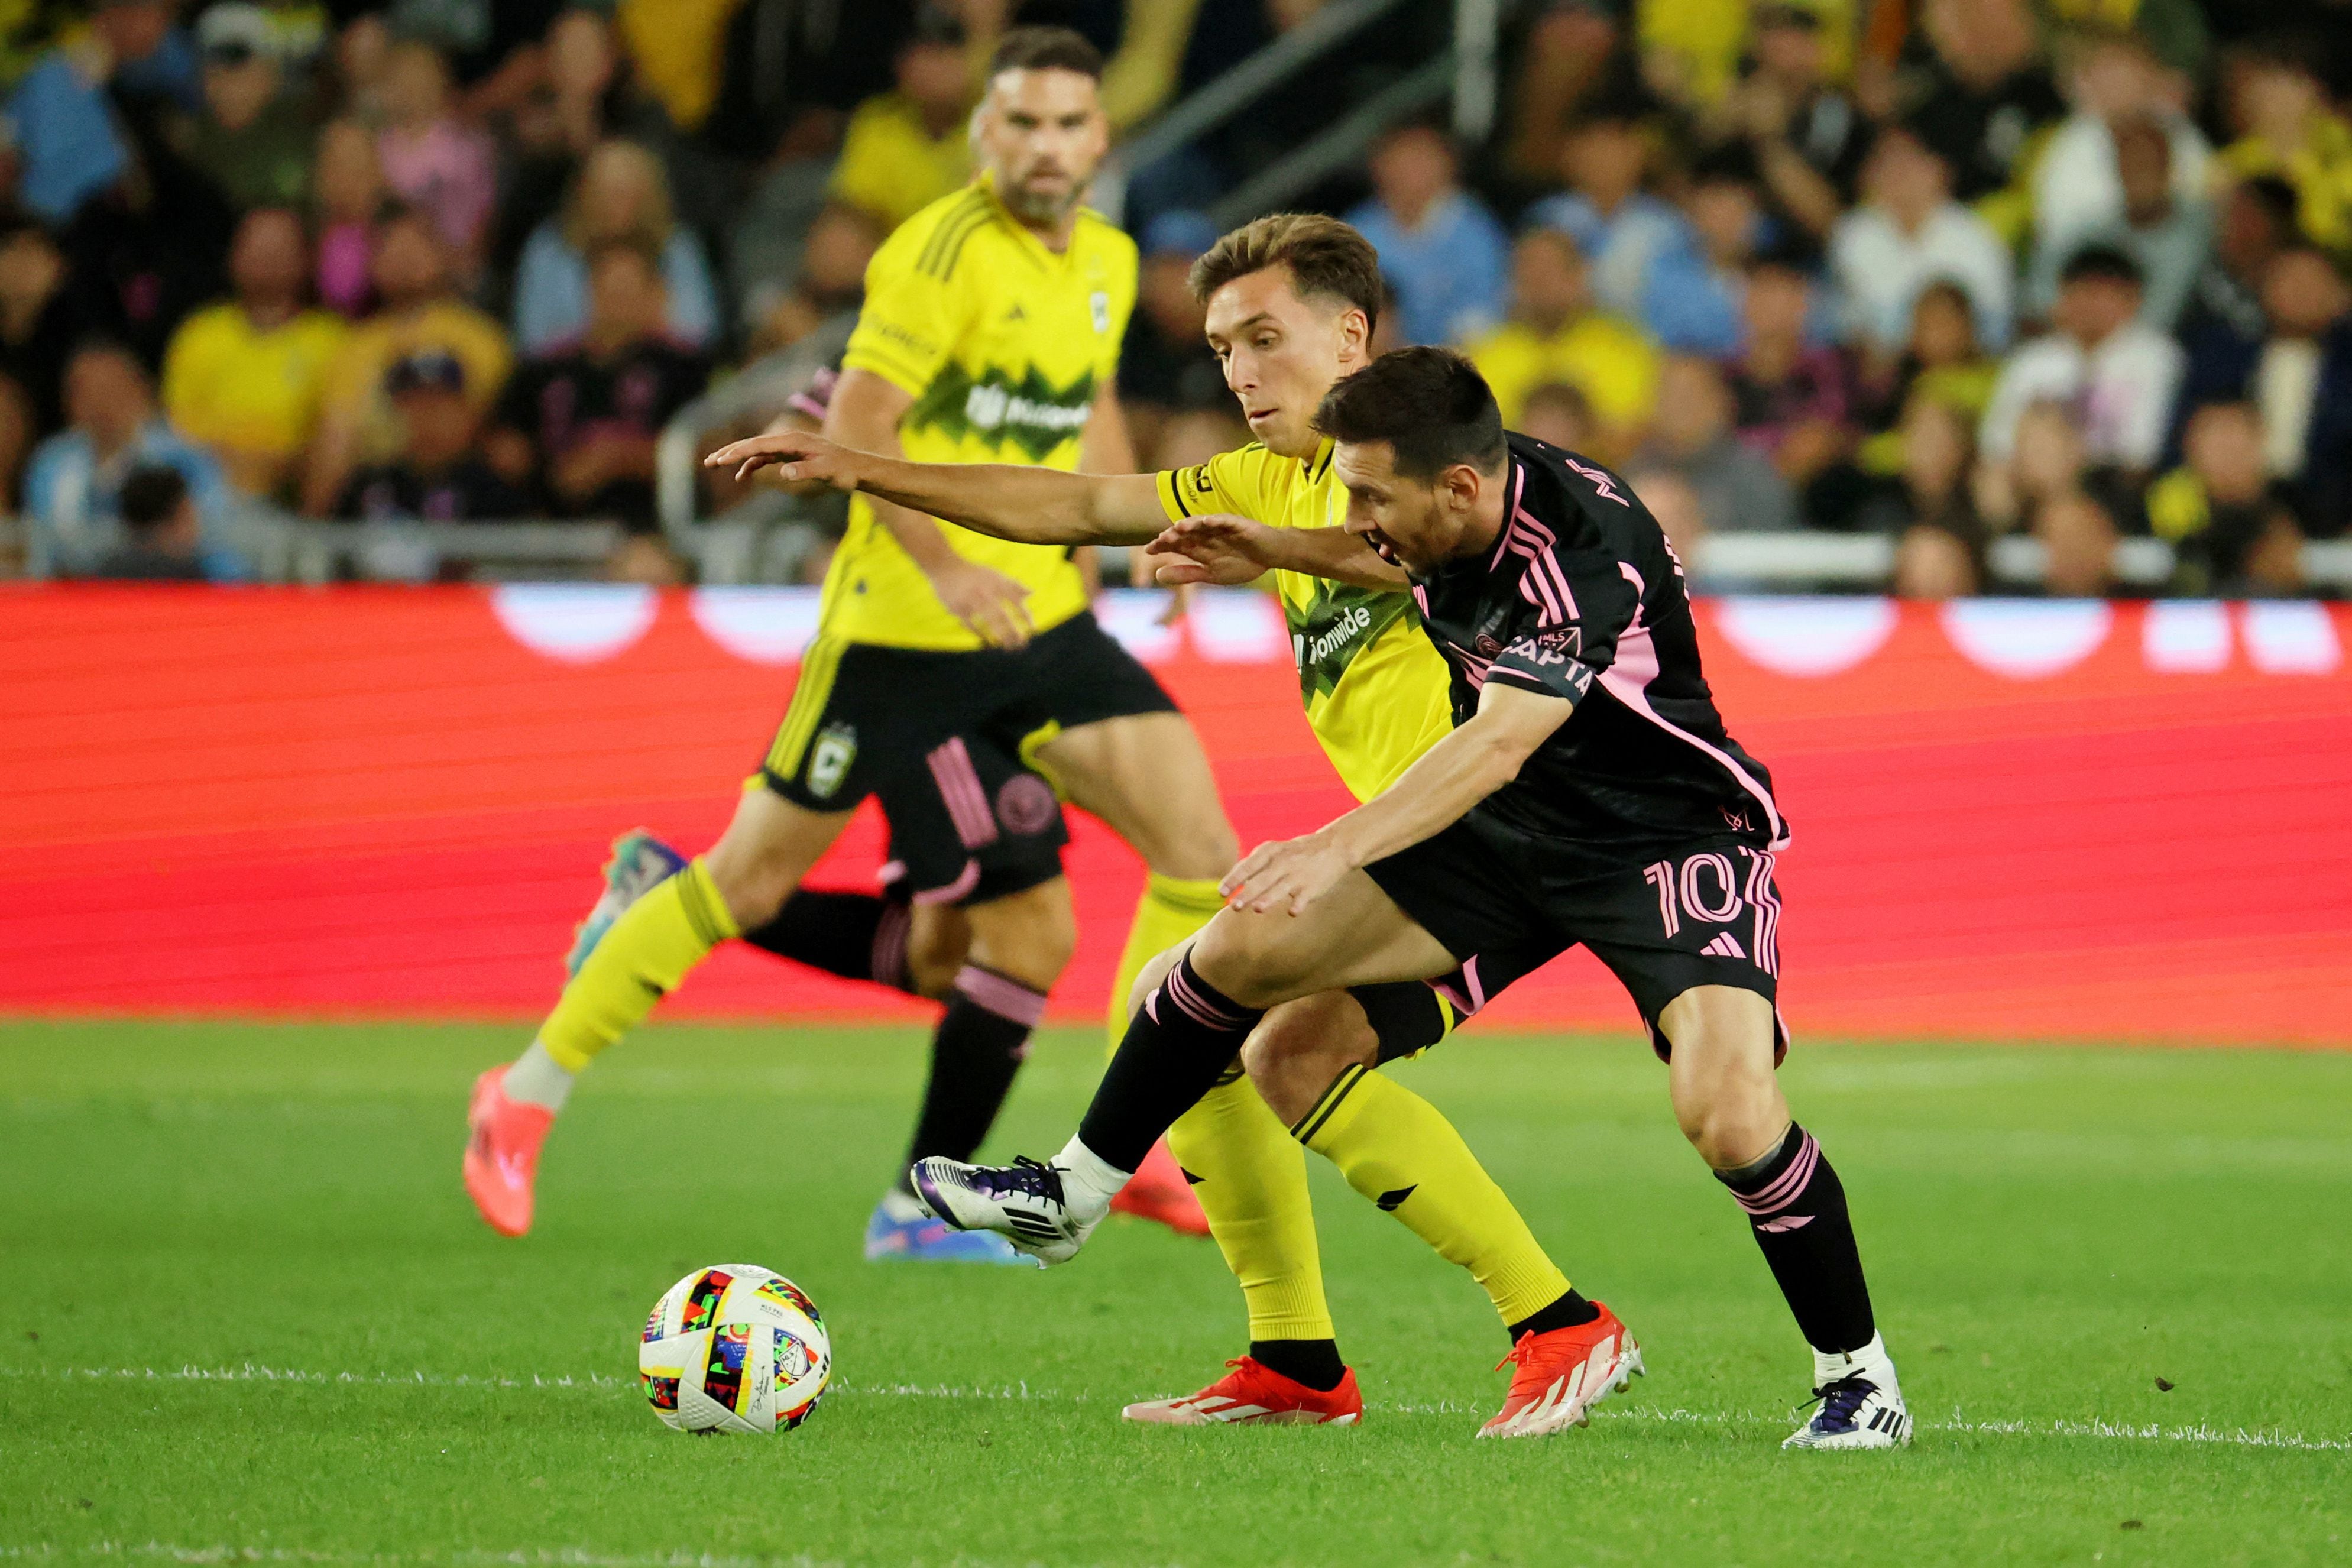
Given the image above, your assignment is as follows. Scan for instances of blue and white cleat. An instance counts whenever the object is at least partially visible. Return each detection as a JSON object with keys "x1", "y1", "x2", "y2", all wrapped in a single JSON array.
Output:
[
  {"x1": 863, "y1": 1194, "x2": 1032, "y2": 1265},
  {"x1": 909, "y1": 1155, "x2": 1103, "y2": 1265},
  {"x1": 565, "y1": 830, "x2": 689, "y2": 975},
  {"x1": 1784, "y1": 1372, "x2": 1912, "y2": 1450}
]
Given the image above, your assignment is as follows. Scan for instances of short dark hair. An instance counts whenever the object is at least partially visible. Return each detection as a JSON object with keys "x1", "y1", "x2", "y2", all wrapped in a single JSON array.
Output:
[
  {"x1": 119, "y1": 465, "x2": 189, "y2": 532},
  {"x1": 2061, "y1": 243, "x2": 2143, "y2": 289},
  {"x1": 989, "y1": 25, "x2": 1103, "y2": 80},
  {"x1": 1189, "y1": 213, "x2": 1384, "y2": 333},
  {"x1": 1314, "y1": 346, "x2": 1507, "y2": 479}
]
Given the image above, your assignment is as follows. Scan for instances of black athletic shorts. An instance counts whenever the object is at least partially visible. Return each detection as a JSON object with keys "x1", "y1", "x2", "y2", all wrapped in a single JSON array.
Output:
[
  {"x1": 1363, "y1": 809, "x2": 1789, "y2": 1064},
  {"x1": 1350, "y1": 981, "x2": 1457, "y2": 1065},
  {"x1": 759, "y1": 613, "x2": 1178, "y2": 906}
]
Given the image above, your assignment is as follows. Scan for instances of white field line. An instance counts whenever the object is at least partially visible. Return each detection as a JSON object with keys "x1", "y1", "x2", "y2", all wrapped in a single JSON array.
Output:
[{"x1": 2, "y1": 1363, "x2": 2345, "y2": 1455}]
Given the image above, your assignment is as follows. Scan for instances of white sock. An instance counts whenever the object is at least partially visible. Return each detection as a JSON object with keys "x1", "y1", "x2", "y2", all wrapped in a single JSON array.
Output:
[
  {"x1": 1052, "y1": 1134, "x2": 1130, "y2": 1218},
  {"x1": 503, "y1": 1040, "x2": 575, "y2": 1112},
  {"x1": 1813, "y1": 1333, "x2": 1897, "y2": 1394}
]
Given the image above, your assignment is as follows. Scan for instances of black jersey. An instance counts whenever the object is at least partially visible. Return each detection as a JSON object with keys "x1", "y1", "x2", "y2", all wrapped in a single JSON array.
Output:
[{"x1": 1407, "y1": 433, "x2": 1786, "y2": 856}]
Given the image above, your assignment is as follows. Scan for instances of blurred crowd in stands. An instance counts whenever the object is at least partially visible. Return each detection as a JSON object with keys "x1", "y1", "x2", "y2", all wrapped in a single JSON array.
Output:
[{"x1": 0, "y1": 0, "x2": 2345, "y2": 600}]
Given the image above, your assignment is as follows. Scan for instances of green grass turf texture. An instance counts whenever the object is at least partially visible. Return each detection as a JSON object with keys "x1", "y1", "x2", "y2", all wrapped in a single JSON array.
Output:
[{"x1": 1, "y1": 1019, "x2": 2347, "y2": 1567}]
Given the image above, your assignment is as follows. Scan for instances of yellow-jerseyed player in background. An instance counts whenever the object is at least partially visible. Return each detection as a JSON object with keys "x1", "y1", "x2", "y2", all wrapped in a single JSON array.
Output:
[
  {"x1": 465, "y1": 28, "x2": 1236, "y2": 1262},
  {"x1": 708, "y1": 216, "x2": 1621, "y2": 1437}
]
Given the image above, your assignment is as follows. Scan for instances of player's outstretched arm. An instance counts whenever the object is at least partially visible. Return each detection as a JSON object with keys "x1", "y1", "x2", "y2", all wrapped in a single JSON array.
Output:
[
  {"x1": 1223, "y1": 682, "x2": 1575, "y2": 915},
  {"x1": 1144, "y1": 514, "x2": 1407, "y2": 591},
  {"x1": 704, "y1": 429, "x2": 1168, "y2": 547}
]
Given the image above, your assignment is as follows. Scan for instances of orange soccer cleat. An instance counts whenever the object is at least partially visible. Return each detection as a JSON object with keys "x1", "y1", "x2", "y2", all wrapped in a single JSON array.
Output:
[
  {"x1": 463, "y1": 1068, "x2": 554, "y2": 1237},
  {"x1": 1477, "y1": 1302, "x2": 1644, "y2": 1439},
  {"x1": 1108, "y1": 1136, "x2": 1211, "y2": 1237},
  {"x1": 1122, "y1": 1357, "x2": 1364, "y2": 1427}
]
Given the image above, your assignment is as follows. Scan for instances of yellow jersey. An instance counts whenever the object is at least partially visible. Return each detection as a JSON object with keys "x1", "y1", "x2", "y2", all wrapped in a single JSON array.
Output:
[
  {"x1": 825, "y1": 182, "x2": 1137, "y2": 650},
  {"x1": 160, "y1": 303, "x2": 347, "y2": 464},
  {"x1": 1158, "y1": 441, "x2": 1454, "y2": 802}
]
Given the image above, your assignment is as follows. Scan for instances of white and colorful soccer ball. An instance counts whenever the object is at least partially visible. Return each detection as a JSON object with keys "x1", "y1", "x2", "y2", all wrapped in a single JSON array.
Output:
[{"x1": 638, "y1": 1264, "x2": 830, "y2": 1434}]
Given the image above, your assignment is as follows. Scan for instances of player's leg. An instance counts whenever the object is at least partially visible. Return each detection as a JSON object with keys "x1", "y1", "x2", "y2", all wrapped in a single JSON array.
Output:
[
  {"x1": 1113, "y1": 945, "x2": 1352, "y2": 1426},
  {"x1": 1586, "y1": 842, "x2": 1906, "y2": 1449},
  {"x1": 1024, "y1": 629, "x2": 1240, "y2": 1233},
  {"x1": 569, "y1": 835, "x2": 968, "y2": 1002},
  {"x1": 830, "y1": 721, "x2": 1073, "y2": 1261},
  {"x1": 1250, "y1": 986, "x2": 1641, "y2": 1438},
  {"x1": 741, "y1": 883, "x2": 961, "y2": 1000},
  {"x1": 465, "y1": 785, "x2": 853, "y2": 1235},
  {"x1": 1660, "y1": 987, "x2": 1907, "y2": 1449},
  {"x1": 912, "y1": 869, "x2": 1454, "y2": 1261},
  {"x1": 867, "y1": 874, "x2": 1075, "y2": 1264}
]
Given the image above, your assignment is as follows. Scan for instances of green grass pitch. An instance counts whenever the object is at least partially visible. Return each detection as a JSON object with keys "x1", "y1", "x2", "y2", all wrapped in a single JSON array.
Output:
[{"x1": 2, "y1": 1018, "x2": 2347, "y2": 1567}]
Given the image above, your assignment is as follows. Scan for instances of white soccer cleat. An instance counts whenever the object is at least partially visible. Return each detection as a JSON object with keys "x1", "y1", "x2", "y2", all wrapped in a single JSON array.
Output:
[
  {"x1": 909, "y1": 1155, "x2": 1104, "y2": 1265},
  {"x1": 1783, "y1": 1373, "x2": 1912, "y2": 1450}
]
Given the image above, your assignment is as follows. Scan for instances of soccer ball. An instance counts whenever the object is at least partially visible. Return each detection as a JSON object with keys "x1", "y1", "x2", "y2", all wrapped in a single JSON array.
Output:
[{"x1": 638, "y1": 1264, "x2": 831, "y2": 1434}]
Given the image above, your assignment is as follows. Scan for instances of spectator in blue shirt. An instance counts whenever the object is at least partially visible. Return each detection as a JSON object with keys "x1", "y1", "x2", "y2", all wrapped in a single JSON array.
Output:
[
  {"x1": 1642, "y1": 145, "x2": 1764, "y2": 357},
  {"x1": 1345, "y1": 123, "x2": 1509, "y2": 346},
  {"x1": 7, "y1": 0, "x2": 200, "y2": 226},
  {"x1": 1525, "y1": 106, "x2": 1691, "y2": 320},
  {"x1": 511, "y1": 140, "x2": 718, "y2": 354},
  {"x1": 24, "y1": 341, "x2": 243, "y2": 581}
]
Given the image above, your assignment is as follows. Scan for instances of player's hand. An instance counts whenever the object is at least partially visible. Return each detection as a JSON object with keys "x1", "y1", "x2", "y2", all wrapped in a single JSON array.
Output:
[
  {"x1": 1219, "y1": 830, "x2": 1355, "y2": 916},
  {"x1": 1143, "y1": 513, "x2": 1281, "y2": 587},
  {"x1": 929, "y1": 557, "x2": 1036, "y2": 649},
  {"x1": 703, "y1": 429, "x2": 860, "y2": 490}
]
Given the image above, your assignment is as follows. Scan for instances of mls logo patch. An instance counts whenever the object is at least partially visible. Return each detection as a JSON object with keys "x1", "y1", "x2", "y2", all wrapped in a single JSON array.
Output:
[
  {"x1": 808, "y1": 724, "x2": 857, "y2": 799},
  {"x1": 1090, "y1": 290, "x2": 1110, "y2": 334}
]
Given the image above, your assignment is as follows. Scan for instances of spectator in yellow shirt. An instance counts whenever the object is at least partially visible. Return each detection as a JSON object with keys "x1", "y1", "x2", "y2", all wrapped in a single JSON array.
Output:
[
  {"x1": 300, "y1": 206, "x2": 514, "y2": 516},
  {"x1": 1463, "y1": 227, "x2": 1662, "y2": 463},
  {"x1": 828, "y1": 12, "x2": 974, "y2": 233},
  {"x1": 2218, "y1": 43, "x2": 2352, "y2": 257},
  {"x1": 160, "y1": 206, "x2": 347, "y2": 499}
]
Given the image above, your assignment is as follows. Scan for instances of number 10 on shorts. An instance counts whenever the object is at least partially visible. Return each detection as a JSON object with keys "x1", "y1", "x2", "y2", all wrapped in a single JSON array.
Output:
[{"x1": 1643, "y1": 849, "x2": 1781, "y2": 975}]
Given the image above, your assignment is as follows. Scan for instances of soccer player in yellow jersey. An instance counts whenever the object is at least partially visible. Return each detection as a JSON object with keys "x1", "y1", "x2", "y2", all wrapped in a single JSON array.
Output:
[
  {"x1": 710, "y1": 216, "x2": 1615, "y2": 1436},
  {"x1": 465, "y1": 29, "x2": 1237, "y2": 1261}
]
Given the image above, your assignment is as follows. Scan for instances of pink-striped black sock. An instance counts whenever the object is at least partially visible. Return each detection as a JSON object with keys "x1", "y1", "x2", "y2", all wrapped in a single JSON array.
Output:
[
  {"x1": 1077, "y1": 953, "x2": 1265, "y2": 1173},
  {"x1": 1716, "y1": 1123, "x2": 1877, "y2": 1356},
  {"x1": 741, "y1": 890, "x2": 917, "y2": 994},
  {"x1": 896, "y1": 964, "x2": 1049, "y2": 1194}
]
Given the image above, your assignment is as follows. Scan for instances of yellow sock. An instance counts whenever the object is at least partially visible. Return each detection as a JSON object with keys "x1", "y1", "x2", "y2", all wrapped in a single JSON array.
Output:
[
  {"x1": 538, "y1": 858, "x2": 739, "y2": 1071},
  {"x1": 1104, "y1": 873, "x2": 1226, "y2": 1054},
  {"x1": 1167, "y1": 1067, "x2": 1334, "y2": 1343},
  {"x1": 1295, "y1": 1064, "x2": 1572, "y2": 1329}
]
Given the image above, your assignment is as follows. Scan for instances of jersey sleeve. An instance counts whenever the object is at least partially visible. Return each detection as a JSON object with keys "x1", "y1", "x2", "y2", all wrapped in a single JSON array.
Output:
[
  {"x1": 840, "y1": 213, "x2": 976, "y2": 398},
  {"x1": 1155, "y1": 443, "x2": 1281, "y2": 523},
  {"x1": 1484, "y1": 524, "x2": 1643, "y2": 707}
]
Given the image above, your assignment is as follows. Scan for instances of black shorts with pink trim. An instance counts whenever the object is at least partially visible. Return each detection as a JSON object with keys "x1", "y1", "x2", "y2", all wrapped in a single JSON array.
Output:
[
  {"x1": 760, "y1": 615, "x2": 1177, "y2": 907},
  {"x1": 1363, "y1": 808, "x2": 1790, "y2": 1065}
]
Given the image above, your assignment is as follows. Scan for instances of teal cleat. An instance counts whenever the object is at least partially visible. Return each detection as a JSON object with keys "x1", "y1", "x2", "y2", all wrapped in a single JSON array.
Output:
[{"x1": 564, "y1": 830, "x2": 689, "y2": 976}]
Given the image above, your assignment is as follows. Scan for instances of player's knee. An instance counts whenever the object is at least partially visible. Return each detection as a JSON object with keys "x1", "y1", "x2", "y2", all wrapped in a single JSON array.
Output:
[
  {"x1": 1156, "y1": 811, "x2": 1240, "y2": 881},
  {"x1": 701, "y1": 846, "x2": 792, "y2": 931},
  {"x1": 1126, "y1": 945, "x2": 1185, "y2": 1021},
  {"x1": 1189, "y1": 913, "x2": 1309, "y2": 1010},
  {"x1": 1673, "y1": 1069, "x2": 1785, "y2": 1168},
  {"x1": 902, "y1": 909, "x2": 967, "y2": 1001},
  {"x1": 1243, "y1": 994, "x2": 1376, "y2": 1126},
  {"x1": 966, "y1": 882, "x2": 1077, "y2": 990}
]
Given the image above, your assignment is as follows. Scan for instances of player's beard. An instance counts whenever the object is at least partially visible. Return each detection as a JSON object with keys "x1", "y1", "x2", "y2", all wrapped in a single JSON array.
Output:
[{"x1": 1000, "y1": 171, "x2": 1086, "y2": 226}]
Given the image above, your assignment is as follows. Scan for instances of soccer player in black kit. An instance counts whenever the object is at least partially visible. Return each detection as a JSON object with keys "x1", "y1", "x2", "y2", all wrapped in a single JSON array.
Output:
[{"x1": 915, "y1": 347, "x2": 1912, "y2": 1450}]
